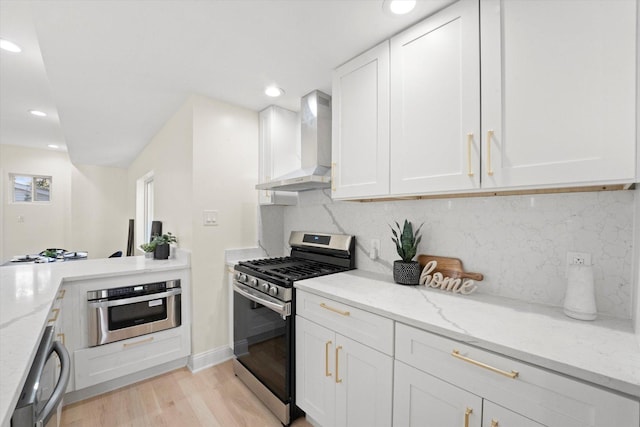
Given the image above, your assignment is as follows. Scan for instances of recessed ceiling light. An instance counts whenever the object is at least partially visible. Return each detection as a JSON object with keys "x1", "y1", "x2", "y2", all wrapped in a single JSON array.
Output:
[
  {"x1": 48, "y1": 144, "x2": 59, "y2": 149},
  {"x1": 383, "y1": 0, "x2": 416, "y2": 15},
  {"x1": 29, "y1": 110, "x2": 47, "y2": 117},
  {"x1": 0, "y1": 38, "x2": 22, "y2": 53},
  {"x1": 265, "y1": 86, "x2": 284, "y2": 97}
]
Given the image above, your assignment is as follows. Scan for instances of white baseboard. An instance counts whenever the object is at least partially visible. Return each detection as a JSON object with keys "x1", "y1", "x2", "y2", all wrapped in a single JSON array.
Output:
[{"x1": 188, "y1": 345, "x2": 233, "y2": 373}]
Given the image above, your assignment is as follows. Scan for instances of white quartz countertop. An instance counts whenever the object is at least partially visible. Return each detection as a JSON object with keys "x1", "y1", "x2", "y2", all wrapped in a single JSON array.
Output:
[
  {"x1": 0, "y1": 253, "x2": 190, "y2": 427},
  {"x1": 295, "y1": 270, "x2": 640, "y2": 399}
]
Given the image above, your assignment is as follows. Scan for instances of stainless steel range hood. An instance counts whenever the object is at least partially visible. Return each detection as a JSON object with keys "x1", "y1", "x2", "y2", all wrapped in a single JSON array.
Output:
[{"x1": 256, "y1": 90, "x2": 332, "y2": 192}]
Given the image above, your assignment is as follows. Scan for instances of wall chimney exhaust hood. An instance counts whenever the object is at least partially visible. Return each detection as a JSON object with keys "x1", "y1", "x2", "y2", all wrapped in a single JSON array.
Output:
[{"x1": 256, "y1": 90, "x2": 332, "y2": 192}]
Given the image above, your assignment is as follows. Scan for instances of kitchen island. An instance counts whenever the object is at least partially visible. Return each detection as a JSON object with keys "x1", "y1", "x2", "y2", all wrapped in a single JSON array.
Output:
[
  {"x1": 295, "y1": 269, "x2": 640, "y2": 399},
  {"x1": 0, "y1": 251, "x2": 190, "y2": 427}
]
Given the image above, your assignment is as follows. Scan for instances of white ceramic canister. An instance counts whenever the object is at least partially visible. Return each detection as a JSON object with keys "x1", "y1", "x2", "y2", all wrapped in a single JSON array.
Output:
[{"x1": 563, "y1": 264, "x2": 597, "y2": 321}]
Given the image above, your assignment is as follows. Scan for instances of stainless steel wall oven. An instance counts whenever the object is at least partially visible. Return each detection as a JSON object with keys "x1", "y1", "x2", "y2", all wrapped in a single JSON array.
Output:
[
  {"x1": 233, "y1": 232, "x2": 355, "y2": 426},
  {"x1": 87, "y1": 279, "x2": 181, "y2": 347}
]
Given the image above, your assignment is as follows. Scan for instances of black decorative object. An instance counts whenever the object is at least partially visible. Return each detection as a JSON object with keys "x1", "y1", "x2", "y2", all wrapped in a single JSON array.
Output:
[
  {"x1": 393, "y1": 261, "x2": 421, "y2": 285},
  {"x1": 154, "y1": 244, "x2": 170, "y2": 260}
]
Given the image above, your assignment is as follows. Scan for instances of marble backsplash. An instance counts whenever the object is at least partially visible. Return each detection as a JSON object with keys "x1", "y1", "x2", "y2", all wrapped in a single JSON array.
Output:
[{"x1": 260, "y1": 189, "x2": 636, "y2": 319}]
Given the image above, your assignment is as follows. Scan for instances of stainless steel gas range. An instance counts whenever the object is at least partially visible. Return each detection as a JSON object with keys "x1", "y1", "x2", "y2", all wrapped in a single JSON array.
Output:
[{"x1": 232, "y1": 231, "x2": 355, "y2": 426}]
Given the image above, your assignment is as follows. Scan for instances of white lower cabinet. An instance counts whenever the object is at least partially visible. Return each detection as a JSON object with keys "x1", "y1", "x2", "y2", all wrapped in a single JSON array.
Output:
[
  {"x1": 394, "y1": 323, "x2": 640, "y2": 427},
  {"x1": 295, "y1": 290, "x2": 393, "y2": 427},
  {"x1": 394, "y1": 360, "x2": 482, "y2": 427},
  {"x1": 74, "y1": 326, "x2": 188, "y2": 390}
]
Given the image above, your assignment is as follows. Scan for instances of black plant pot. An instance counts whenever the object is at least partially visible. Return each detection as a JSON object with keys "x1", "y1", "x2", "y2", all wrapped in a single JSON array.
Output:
[
  {"x1": 393, "y1": 260, "x2": 421, "y2": 285},
  {"x1": 154, "y1": 244, "x2": 170, "y2": 260}
]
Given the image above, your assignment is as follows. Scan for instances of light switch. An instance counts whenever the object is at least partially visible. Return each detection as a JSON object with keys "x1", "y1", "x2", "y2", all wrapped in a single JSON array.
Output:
[{"x1": 203, "y1": 210, "x2": 218, "y2": 226}]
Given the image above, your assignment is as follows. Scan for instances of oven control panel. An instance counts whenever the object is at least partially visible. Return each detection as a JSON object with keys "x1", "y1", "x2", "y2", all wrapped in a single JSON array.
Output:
[{"x1": 234, "y1": 272, "x2": 292, "y2": 302}]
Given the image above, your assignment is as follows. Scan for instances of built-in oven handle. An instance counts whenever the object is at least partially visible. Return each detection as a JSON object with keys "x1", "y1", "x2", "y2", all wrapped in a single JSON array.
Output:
[
  {"x1": 37, "y1": 340, "x2": 70, "y2": 426},
  {"x1": 233, "y1": 282, "x2": 291, "y2": 318},
  {"x1": 87, "y1": 288, "x2": 182, "y2": 308}
]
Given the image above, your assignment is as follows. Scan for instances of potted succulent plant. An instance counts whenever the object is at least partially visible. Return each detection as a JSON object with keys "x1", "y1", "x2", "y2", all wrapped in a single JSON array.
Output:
[
  {"x1": 151, "y1": 232, "x2": 177, "y2": 260},
  {"x1": 140, "y1": 242, "x2": 156, "y2": 259},
  {"x1": 390, "y1": 220, "x2": 423, "y2": 285}
]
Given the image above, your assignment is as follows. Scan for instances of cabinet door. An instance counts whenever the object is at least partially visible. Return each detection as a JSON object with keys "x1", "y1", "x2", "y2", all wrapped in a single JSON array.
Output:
[
  {"x1": 334, "y1": 335, "x2": 393, "y2": 427},
  {"x1": 483, "y1": 400, "x2": 544, "y2": 427},
  {"x1": 258, "y1": 106, "x2": 299, "y2": 205},
  {"x1": 390, "y1": 0, "x2": 480, "y2": 195},
  {"x1": 481, "y1": 0, "x2": 637, "y2": 189},
  {"x1": 394, "y1": 360, "x2": 482, "y2": 427},
  {"x1": 295, "y1": 316, "x2": 336, "y2": 426},
  {"x1": 332, "y1": 41, "x2": 390, "y2": 199}
]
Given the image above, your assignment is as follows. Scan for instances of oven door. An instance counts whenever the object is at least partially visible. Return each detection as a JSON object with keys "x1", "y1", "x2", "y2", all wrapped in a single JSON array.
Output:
[
  {"x1": 233, "y1": 282, "x2": 292, "y2": 403},
  {"x1": 88, "y1": 288, "x2": 182, "y2": 346}
]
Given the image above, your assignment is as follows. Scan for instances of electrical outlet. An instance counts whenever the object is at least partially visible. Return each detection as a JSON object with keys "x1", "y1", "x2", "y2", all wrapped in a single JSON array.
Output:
[{"x1": 567, "y1": 251, "x2": 591, "y2": 266}]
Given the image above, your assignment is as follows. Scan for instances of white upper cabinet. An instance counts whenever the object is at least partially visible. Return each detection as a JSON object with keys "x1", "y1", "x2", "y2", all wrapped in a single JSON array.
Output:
[
  {"x1": 332, "y1": 41, "x2": 390, "y2": 199},
  {"x1": 481, "y1": 0, "x2": 637, "y2": 190},
  {"x1": 258, "y1": 106, "x2": 299, "y2": 205},
  {"x1": 390, "y1": 0, "x2": 480, "y2": 195}
]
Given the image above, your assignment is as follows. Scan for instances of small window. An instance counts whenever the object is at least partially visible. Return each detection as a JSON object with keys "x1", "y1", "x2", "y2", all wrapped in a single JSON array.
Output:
[{"x1": 11, "y1": 174, "x2": 51, "y2": 202}]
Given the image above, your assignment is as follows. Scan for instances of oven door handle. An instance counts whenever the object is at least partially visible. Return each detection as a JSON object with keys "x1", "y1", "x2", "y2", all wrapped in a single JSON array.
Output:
[
  {"x1": 88, "y1": 288, "x2": 182, "y2": 308},
  {"x1": 233, "y1": 282, "x2": 291, "y2": 318}
]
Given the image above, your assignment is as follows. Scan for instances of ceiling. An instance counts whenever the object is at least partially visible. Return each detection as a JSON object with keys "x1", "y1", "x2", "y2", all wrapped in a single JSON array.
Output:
[{"x1": 0, "y1": 0, "x2": 453, "y2": 168}]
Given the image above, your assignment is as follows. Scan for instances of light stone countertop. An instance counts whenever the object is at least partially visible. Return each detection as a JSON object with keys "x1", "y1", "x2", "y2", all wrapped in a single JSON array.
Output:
[
  {"x1": 0, "y1": 251, "x2": 190, "y2": 427},
  {"x1": 294, "y1": 270, "x2": 640, "y2": 399},
  {"x1": 224, "y1": 247, "x2": 266, "y2": 268}
]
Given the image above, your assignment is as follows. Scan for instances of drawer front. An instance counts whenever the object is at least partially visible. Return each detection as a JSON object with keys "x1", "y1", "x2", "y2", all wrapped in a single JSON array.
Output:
[
  {"x1": 297, "y1": 290, "x2": 394, "y2": 355},
  {"x1": 74, "y1": 326, "x2": 188, "y2": 390},
  {"x1": 395, "y1": 323, "x2": 639, "y2": 427}
]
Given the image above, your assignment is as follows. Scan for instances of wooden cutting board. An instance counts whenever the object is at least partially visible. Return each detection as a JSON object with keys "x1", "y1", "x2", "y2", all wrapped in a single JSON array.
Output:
[{"x1": 417, "y1": 255, "x2": 484, "y2": 281}]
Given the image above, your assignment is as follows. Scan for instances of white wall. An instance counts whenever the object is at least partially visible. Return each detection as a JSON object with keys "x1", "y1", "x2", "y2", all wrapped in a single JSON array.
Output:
[
  {"x1": 634, "y1": 187, "x2": 640, "y2": 334},
  {"x1": 127, "y1": 94, "x2": 259, "y2": 355},
  {"x1": 127, "y1": 99, "x2": 194, "y2": 251},
  {"x1": 0, "y1": 145, "x2": 71, "y2": 259},
  {"x1": 70, "y1": 164, "x2": 128, "y2": 258},
  {"x1": 0, "y1": 144, "x2": 129, "y2": 261},
  {"x1": 190, "y1": 95, "x2": 258, "y2": 354}
]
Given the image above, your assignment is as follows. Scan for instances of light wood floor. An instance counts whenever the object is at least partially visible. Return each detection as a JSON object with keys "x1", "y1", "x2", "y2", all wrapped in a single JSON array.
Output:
[{"x1": 60, "y1": 360, "x2": 313, "y2": 427}]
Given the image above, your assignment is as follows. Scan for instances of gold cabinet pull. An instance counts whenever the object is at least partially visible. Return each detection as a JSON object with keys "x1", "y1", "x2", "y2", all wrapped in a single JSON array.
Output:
[
  {"x1": 320, "y1": 303, "x2": 350, "y2": 316},
  {"x1": 486, "y1": 130, "x2": 494, "y2": 176},
  {"x1": 335, "y1": 345, "x2": 343, "y2": 383},
  {"x1": 56, "y1": 288, "x2": 66, "y2": 300},
  {"x1": 325, "y1": 340, "x2": 332, "y2": 377},
  {"x1": 464, "y1": 407, "x2": 473, "y2": 427},
  {"x1": 48, "y1": 308, "x2": 60, "y2": 323},
  {"x1": 331, "y1": 162, "x2": 336, "y2": 191},
  {"x1": 467, "y1": 133, "x2": 474, "y2": 176},
  {"x1": 123, "y1": 336, "x2": 154, "y2": 348},
  {"x1": 452, "y1": 350, "x2": 519, "y2": 379},
  {"x1": 57, "y1": 333, "x2": 65, "y2": 346},
  {"x1": 265, "y1": 176, "x2": 271, "y2": 198},
  {"x1": 491, "y1": 420, "x2": 499, "y2": 427}
]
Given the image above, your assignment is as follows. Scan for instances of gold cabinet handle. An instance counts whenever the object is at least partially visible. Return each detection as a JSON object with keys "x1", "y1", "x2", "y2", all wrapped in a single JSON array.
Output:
[
  {"x1": 464, "y1": 407, "x2": 473, "y2": 427},
  {"x1": 325, "y1": 340, "x2": 332, "y2": 377},
  {"x1": 56, "y1": 288, "x2": 66, "y2": 300},
  {"x1": 335, "y1": 345, "x2": 343, "y2": 383},
  {"x1": 123, "y1": 336, "x2": 154, "y2": 348},
  {"x1": 467, "y1": 133, "x2": 474, "y2": 176},
  {"x1": 265, "y1": 176, "x2": 271, "y2": 198},
  {"x1": 48, "y1": 308, "x2": 60, "y2": 323},
  {"x1": 452, "y1": 350, "x2": 519, "y2": 379},
  {"x1": 486, "y1": 130, "x2": 494, "y2": 176},
  {"x1": 320, "y1": 302, "x2": 350, "y2": 316},
  {"x1": 491, "y1": 420, "x2": 499, "y2": 427},
  {"x1": 331, "y1": 162, "x2": 336, "y2": 191},
  {"x1": 56, "y1": 333, "x2": 65, "y2": 346}
]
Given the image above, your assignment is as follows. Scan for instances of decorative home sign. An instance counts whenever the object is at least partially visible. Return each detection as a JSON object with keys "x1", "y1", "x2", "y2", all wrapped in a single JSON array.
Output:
[{"x1": 419, "y1": 260, "x2": 478, "y2": 295}]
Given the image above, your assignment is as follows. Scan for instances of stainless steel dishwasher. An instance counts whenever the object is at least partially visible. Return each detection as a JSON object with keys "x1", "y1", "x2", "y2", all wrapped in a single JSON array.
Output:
[{"x1": 11, "y1": 325, "x2": 70, "y2": 427}]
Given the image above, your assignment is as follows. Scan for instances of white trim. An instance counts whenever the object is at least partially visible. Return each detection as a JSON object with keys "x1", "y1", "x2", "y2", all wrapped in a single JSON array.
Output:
[
  {"x1": 188, "y1": 345, "x2": 234, "y2": 373},
  {"x1": 135, "y1": 170, "x2": 154, "y2": 252}
]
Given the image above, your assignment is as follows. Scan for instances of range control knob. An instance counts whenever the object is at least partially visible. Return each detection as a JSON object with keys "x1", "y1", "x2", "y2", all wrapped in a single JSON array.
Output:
[
  {"x1": 238, "y1": 274, "x2": 248, "y2": 283},
  {"x1": 261, "y1": 283, "x2": 270, "y2": 293},
  {"x1": 268, "y1": 286, "x2": 278, "y2": 297},
  {"x1": 250, "y1": 278, "x2": 258, "y2": 287},
  {"x1": 235, "y1": 272, "x2": 241, "y2": 280}
]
